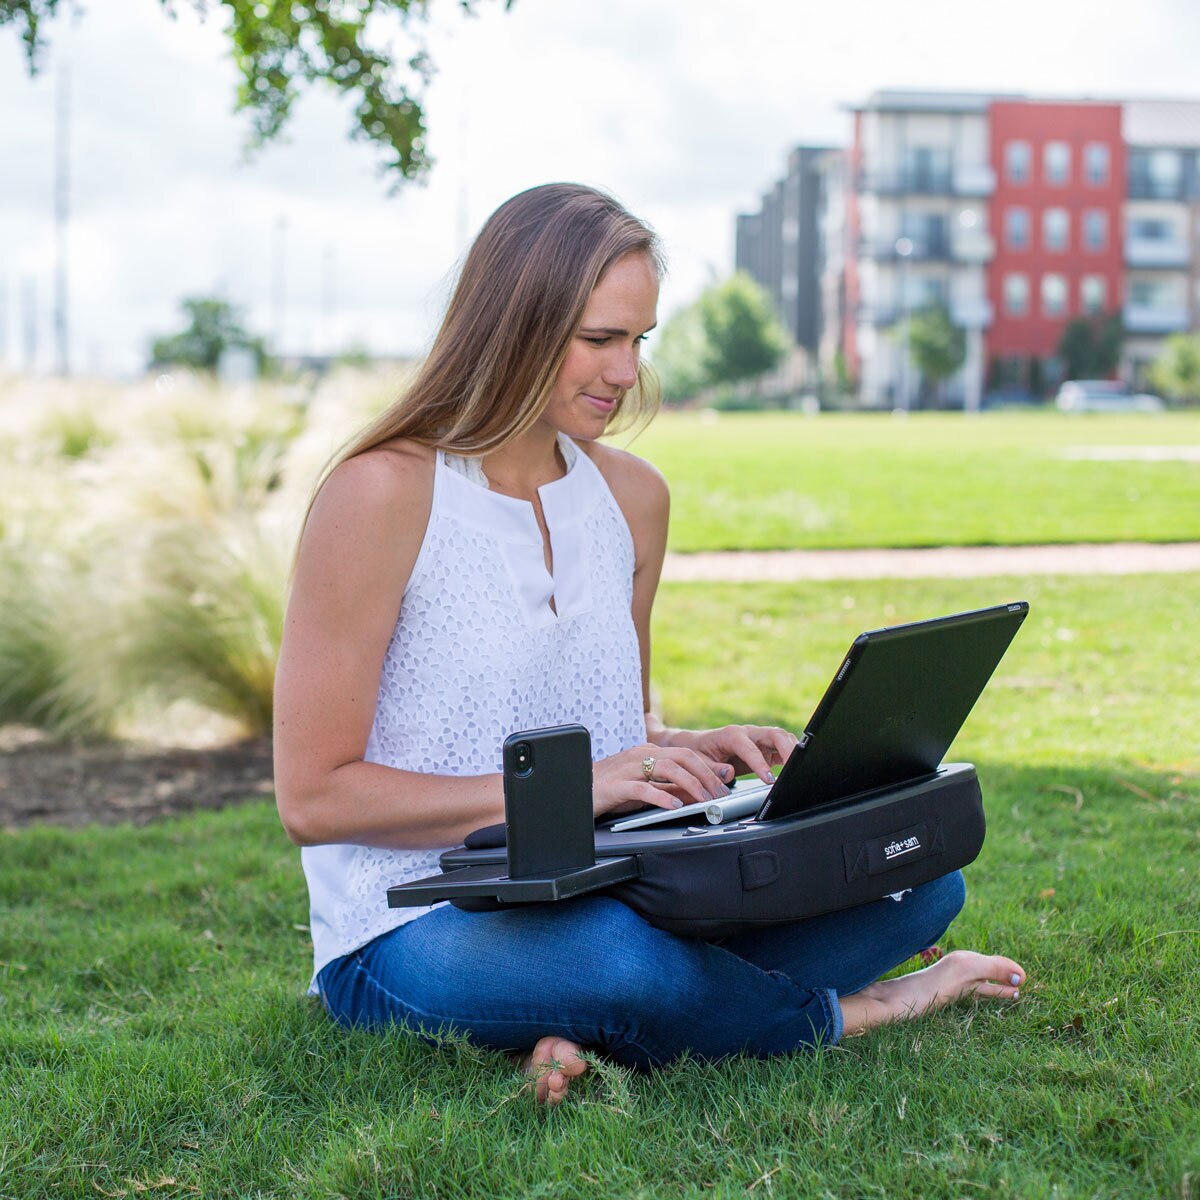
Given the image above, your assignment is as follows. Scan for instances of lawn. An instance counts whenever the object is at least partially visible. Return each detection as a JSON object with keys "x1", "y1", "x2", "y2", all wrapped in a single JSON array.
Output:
[
  {"x1": 629, "y1": 410, "x2": 1200, "y2": 552},
  {"x1": 1, "y1": 572, "x2": 1197, "y2": 1199}
]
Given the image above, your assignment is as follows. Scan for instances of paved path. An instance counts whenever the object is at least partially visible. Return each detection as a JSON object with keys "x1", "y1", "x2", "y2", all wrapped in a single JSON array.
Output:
[{"x1": 662, "y1": 541, "x2": 1200, "y2": 582}]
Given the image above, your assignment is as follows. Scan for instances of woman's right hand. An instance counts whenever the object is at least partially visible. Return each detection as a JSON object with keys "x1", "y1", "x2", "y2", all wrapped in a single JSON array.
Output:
[{"x1": 592, "y1": 743, "x2": 735, "y2": 819}]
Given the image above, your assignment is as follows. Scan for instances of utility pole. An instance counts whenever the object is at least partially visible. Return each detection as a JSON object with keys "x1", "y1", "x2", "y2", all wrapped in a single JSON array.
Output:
[
  {"x1": 271, "y1": 214, "x2": 288, "y2": 359},
  {"x1": 456, "y1": 106, "x2": 470, "y2": 254},
  {"x1": 21, "y1": 276, "x2": 37, "y2": 373},
  {"x1": 895, "y1": 236, "x2": 914, "y2": 412},
  {"x1": 53, "y1": 63, "x2": 71, "y2": 376},
  {"x1": 321, "y1": 244, "x2": 336, "y2": 358}
]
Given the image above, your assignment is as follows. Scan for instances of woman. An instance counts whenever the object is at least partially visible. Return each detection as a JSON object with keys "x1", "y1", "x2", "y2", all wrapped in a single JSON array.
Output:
[{"x1": 273, "y1": 183, "x2": 1025, "y2": 1105}]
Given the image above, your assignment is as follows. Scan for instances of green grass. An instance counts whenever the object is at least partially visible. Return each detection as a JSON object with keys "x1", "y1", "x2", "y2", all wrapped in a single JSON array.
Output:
[
  {"x1": 2, "y1": 573, "x2": 1197, "y2": 1197},
  {"x1": 627, "y1": 411, "x2": 1200, "y2": 551}
]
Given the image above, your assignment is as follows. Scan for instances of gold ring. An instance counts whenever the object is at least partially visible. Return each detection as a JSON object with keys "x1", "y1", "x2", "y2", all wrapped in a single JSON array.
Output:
[{"x1": 642, "y1": 756, "x2": 656, "y2": 781}]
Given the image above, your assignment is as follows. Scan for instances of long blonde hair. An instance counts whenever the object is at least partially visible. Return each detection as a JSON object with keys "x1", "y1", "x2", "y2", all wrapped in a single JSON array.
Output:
[{"x1": 310, "y1": 184, "x2": 663, "y2": 510}]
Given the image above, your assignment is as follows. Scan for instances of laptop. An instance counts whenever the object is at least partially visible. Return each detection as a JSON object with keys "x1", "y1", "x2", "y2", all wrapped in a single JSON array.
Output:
[{"x1": 606, "y1": 601, "x2": 1028, "y2": 832}]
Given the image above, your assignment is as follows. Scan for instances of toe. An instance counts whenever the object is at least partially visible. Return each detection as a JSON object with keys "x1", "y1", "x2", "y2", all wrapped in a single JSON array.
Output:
[
  {"x1": 538, "y1": 1068, "x2": 567, "y2": 1105},
  {"x1": 525, "y1": 1036, "x2": 588, "y2": 1105},
  {"x1": 551, "y1": 1040, "x2": 588, "y2": 1078},
  {"x1": 990, "y1": 956, "x2": 1025, "y2": 986}
]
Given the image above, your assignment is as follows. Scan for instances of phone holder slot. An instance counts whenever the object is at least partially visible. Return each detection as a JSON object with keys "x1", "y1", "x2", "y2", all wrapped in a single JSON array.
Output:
[{"x1": 387, "y1": 856, "x2": 640, "y2": 909}]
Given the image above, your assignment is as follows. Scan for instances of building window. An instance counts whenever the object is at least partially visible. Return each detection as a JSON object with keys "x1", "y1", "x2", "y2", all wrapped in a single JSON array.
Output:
[
  {"x1": 1129, "y1": 216, "x2": 1176, "y2": 242},
  {"x1": 1042, "y1": 273, "x2": 1068, "y2": 317},
  {"x1": 901, "y1": 212, "x2": 948, "y2": 255},
  {"x1": 1083, "y1": 210, "x2": 1108, "y2": 251},
  {"x1": 1084, "y1": 143, "x2": 1110, "y2": 187},
  {"x1": 1044, "y1": 141, "x2": 1070, "y2": 186},
  {"x1": 1129, "y1": 148, "x2": 1183, "y2": 199},
  {"x1": 1006, "y1": 140, "x2": 1031, "y2": 185},
  {"x1": 1043, "y1": 208, "x2": 1070, "y2": 252},
  {"x1": 904, "y1": 276, "x2": 949, "y2": 309},
  {"x1": 1005, "y1": 207, "x2": 1030, "y2": 250},
  {"x1": 904, "y1": 146, "x2": 952, "y2": 190},
  {"x1": 1150, "y1": 149, "x2": 1182, "y2": 195},
  {"x1": 1080, "y1": 275, "x2": 1107, "y2": 314},
  {"x1": 1004, "y1": 273, "x2": 1029, "y2": 317},
  {"x1": 1129, "y1": 277, "x2": 1185, "y2": 309}
]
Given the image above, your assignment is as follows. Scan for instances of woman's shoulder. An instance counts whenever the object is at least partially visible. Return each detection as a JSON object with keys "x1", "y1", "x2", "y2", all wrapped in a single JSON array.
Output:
[
  {"x1": 320, "y1": 439, "x2": 436, "y2": 510},
  {"x1": 577, "y1": 439, "x2": 668, "y2": 520},
  {"x1": 307, "y1": 439, "x2": 437, "y2": 557}
]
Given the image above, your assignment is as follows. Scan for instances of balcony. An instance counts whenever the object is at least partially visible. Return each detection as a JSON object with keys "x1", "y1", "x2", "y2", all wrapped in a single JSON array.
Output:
[
  {"x1": 1128, "y1": 177, "x2": 1186, "y2": 202},
  {"x1": 950, "y1": 297, "x2": 994, "y2": 328},
  {"x1": 856, "y1": 304, "x2": 901, "y2": 327},
  {"x1": 856, "y1": 164, "x2": 995, "y2": 197},
  {"x1": 1125, "y1": 237, "x2": 1191, "y2": 269},
  {"x1": 858, "y1": 168, "x2": 953, "y2": 195},
  {"x1": 952, "y1": 164, "x2": 996, "y2": 196},
  {"x1": 859, "y1": 235, "x2": 952, "y2": 262},
  {"x1": 951, "y1": 228, "x2": 995, "y2": 262},
  {"x1": 1123, "y1": 303, "x2": 1189, "y2": 334}
]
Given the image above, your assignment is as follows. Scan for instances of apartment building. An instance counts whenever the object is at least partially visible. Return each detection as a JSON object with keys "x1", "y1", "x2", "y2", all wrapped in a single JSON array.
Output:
[
  {"x1": 735, "y1": 145, "x2": 837, "y2": 384},
  {"x1": 736, "y1": 89, "x2": 1200, "y2": 406},
  {"x1": 1122, "y1": 100, "x2": 1200, "y2": 386}
]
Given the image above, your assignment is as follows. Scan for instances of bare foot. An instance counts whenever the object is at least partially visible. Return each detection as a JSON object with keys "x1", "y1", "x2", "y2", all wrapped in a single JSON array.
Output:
[
  {"x1": 839, "y1": 950, "x2": 1026, "y2": 1036},
  {"x1": 519, "y1": 1036, "x2": 588, "y2": 1106}
]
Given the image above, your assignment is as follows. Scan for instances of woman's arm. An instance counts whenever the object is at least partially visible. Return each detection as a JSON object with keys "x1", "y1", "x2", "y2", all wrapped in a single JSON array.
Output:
[{"x1": 273, "y1": 444, "x2": 506, "y2": 849}]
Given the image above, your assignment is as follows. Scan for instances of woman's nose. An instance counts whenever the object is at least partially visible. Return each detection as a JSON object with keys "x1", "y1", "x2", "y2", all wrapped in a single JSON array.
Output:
[{"x1": 604, "y1": 348, "x2": 639, "y2": 390}]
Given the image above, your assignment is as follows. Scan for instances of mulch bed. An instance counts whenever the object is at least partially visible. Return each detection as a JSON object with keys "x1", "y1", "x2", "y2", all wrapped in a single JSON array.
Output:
[{"x1": 0, "y1": 728, "x2": 275, "y2": 831}]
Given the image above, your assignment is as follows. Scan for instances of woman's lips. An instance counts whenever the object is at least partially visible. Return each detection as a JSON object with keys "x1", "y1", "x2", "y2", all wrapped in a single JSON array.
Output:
[{"x1": 584, "y1": 393, "x2": 617, "y2": 412}]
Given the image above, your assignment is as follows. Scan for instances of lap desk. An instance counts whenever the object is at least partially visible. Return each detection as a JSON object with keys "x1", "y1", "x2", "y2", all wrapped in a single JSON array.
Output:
[
  {"x1": 388, "y1": 764, "x2": 983, "y2": 937},
  {"x1": 387, "y1": 603, "x2": 1023, "y2": 936}
]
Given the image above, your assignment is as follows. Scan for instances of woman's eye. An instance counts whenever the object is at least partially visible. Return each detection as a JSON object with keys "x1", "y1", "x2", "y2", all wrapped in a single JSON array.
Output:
[{"x1": 581, "y1": 334, "x2": 649, "y2": 347}]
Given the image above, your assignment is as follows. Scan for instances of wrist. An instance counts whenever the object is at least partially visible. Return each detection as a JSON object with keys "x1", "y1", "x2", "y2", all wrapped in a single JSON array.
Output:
[
  {"x1": 644, "y1": 713, "x2": 685, "y2": 748},
  {"x1": 655, "y1": 727, "x2": 695, "y2": 750}
]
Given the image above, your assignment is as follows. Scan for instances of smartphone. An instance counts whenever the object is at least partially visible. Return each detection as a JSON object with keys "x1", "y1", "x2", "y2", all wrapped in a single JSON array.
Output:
[{"x1": 503, "y1": 725, "x2": 595, "y2": 880}]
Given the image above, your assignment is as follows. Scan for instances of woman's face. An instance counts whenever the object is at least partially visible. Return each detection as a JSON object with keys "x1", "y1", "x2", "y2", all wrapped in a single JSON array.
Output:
[{"x1": 539, "y1": 250, "x2": 660, "y2": 442}]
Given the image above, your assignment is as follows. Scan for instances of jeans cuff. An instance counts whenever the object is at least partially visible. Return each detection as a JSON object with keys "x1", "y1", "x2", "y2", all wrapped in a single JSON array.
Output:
[{"x1": 822, "y1": 987, "x2": 844, "y2": 1046}]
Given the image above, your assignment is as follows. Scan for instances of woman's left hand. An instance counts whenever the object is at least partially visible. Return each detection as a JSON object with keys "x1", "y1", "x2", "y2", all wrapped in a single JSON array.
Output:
[{"x1": 665, "y1": 725, "x2": 799, "y2": 785}]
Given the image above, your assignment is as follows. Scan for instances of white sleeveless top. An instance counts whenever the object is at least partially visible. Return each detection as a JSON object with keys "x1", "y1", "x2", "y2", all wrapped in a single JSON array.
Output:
[{"x1": 300, "y1": 436, "x2": 647, "y2": 989}]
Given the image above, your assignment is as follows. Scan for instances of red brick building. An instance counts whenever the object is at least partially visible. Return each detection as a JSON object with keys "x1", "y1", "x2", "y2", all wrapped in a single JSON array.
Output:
[
  {"x1": 736, "y1": 90, "x2": 1200, "y2": 407},
  {"x1": 987, "y1": 101, "x2": 1125, "y2": 368}
]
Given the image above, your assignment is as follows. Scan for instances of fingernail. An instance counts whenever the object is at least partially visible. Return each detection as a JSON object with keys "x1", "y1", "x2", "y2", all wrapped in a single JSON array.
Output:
[
  {"x1": 1012, "y1": 989, "x2": 1019, "y2": 1000},
  {"x1": 1010, "y1": 974, "x2": 1020, "y2": 986},
  {"x1": 721, "y1": 765, "x2": 735, "y2": 779},
  {"x1": 671, "y1": 798, "x2": 683, "y2": 809}
]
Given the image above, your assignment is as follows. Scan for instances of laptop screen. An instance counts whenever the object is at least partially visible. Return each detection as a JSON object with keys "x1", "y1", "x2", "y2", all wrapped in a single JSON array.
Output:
[{"x1": 756, "y1": 602, "x2": 1027, "y2": 821}]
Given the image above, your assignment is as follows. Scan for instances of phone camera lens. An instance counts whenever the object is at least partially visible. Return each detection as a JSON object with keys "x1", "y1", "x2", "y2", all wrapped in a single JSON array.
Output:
[{"x1": 513, "y1": 742, "x2": 534, "y2": 778}]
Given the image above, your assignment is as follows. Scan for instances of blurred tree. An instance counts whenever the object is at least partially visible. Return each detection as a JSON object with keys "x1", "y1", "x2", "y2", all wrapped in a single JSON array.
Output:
[
  {"x1": 832, "y1": 348, "x2": 855, "y2": 396},
  {"x1": 696, "y1": 273, "x2": 790, "y2": 388},
  {"x1": 648, "y1": 301, "x2": 708, "y2": 405},
  {"x1": 149, "y1": 297, "x2": 268, "y2": 372},
  {"x1": 334, "y1": 343, "x2": 374, "y2": 370},
  {"x1": 1148, "y1": 333, "x2": 1200, "y2": 403},
  {"x1": 1057, "y1": 312, "x2": 1122, "y2": 381},
  {"x1": 0, "y1": 0, "x2": 513, "y2": 183},
  {"x1": 1028, "y1": 356, "x2": 1044, "y2": 399},
  {"x1": 904, "y1": 304, "x2": 965, "y2": 406}
]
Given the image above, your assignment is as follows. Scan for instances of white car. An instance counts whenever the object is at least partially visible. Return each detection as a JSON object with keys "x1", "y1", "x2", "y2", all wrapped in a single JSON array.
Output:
[{"x1": 1054, "y1": 380, "x2": 1165, "y2": 413}]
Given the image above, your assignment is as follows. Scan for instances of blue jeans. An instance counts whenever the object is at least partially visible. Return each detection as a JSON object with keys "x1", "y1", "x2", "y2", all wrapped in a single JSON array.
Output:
[{"x1": 317, "y1": 870, "x2": 965, "y2": 1070}]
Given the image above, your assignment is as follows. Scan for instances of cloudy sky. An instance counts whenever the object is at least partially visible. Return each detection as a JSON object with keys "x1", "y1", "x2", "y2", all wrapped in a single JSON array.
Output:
[{"x1": 4, "y1": 0, "x2": 1200, "y2": 376}]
